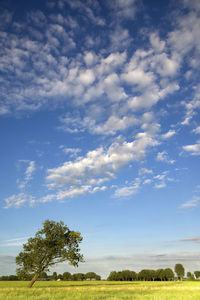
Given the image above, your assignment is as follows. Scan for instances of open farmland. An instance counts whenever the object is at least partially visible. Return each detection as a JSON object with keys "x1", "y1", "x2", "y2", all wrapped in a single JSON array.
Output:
[{"x1": 1, "y1": 281, "x2": 200, "y2": 300}]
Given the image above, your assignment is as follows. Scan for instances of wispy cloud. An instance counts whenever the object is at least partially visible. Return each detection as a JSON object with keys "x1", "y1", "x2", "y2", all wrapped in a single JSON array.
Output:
[
  {"x1": 0, "y1": 237, "x2": 28, "y2": 247},
  {"x1": 180, "y1": 237, "x2": 200, "y2": 243},
  {"x1": 4, "y1": 193, "x2": 35, "y2": 209},
  {"x1": 156, "y1": 151, "x2": 175, "y2": 164},
  {"x1": 161, "y1": 130, "x2": 176, "y2": 139},
  {"x1": 113, "y1": 178, "x2": 140, "y2": 198},
  {"x1": 180, "y1": 196, "x2": 200, "y2": 209}
]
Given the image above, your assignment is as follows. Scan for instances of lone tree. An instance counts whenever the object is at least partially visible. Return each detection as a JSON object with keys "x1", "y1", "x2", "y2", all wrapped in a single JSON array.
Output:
[
  {"x1": 16, "y1": 220, "x2": 83, "y2": 288},
  {"x1": 194, "y1": 271, "x2": 200, "y2": 279},
  {"x1": 174, "y1": 264, "x2": 185, "y2": 281}
]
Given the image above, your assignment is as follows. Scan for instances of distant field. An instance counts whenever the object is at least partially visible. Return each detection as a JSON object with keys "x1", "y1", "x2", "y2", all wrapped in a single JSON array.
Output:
[{"x1": 1, "y1": 280, "x2": 200, "y2": 299}]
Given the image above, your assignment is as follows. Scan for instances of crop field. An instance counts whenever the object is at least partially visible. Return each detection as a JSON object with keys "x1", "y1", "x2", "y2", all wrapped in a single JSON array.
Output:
[{"x1": 1, "y1": 281, "x2": 200, "y2": 300}]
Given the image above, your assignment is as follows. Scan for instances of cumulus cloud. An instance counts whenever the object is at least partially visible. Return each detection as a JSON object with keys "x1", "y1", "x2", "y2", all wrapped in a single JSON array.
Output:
[
  {"x1": 183, "y1": 142, "x2": 200, "y2": 155},
  {"x1": 4, "y1": 193, "x2": 35, "y2": 209},
  {"x1": 114, "y1": 178, "x2": 140, "y2": 198},
  {"x1": 193, "y1": 126, "x2": 200, "y2": 134},
  {"x1": 156, "y1": 151, "x2": 175, "y2": 164},
  {"x1": 109, "y1": 0, "x2": 138, "y2": 20},
  {"x1": 46, "y1": 133, "x2": 158, "y2": 198},
  {"x1": 161, "y1": 130, "x2": 176, "y2": 139}
]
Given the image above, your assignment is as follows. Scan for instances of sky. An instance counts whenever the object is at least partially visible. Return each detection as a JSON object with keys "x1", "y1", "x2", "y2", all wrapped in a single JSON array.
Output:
[{"x1": 0, "y1": 0, "x2": 200, "y2": 278}]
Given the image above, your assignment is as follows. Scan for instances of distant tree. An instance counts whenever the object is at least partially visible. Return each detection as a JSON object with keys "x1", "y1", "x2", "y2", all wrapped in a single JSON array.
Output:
[
  {"x1": 138, "y1": 269, "x2": 155, "y2": 281},
  {"x1": 0, "y1": 275, "x2": 19, "y2": 281},
  {"x1": 107, "y1": 271, "x2": 118, "y2": 281},
  {"x1": 85, "y1": 272, "x2": 101, "y2": 280},
  {"x1": 52, "y1": 272, "x2": 58, "y2": 280},
  {"x1": 120, "y1": 270, "x2": 137, "y2": 281},
  {"x1": 187, "y1": 272, "x2": 194, "y2": 280},
  {"x1": 194, "y1": 271, "x2": 200, "y2": 279},
  {"x1": 155, "y1": 269, "x2": 164, "y2": 281},
  {"x1": 16, "y1": 220, "x2": 83, "y2": 288},
  {"x1": 162, "y1": 268, "x2": 174, "y2": 281},
  {"x1": 63, "y1": 272, "x2": 72, "y2": 281},
  {"x1": 174, "y1": 264, "x2": 185, "y2": 280},
  {"x1": 38, "y1": 271, "x2": 48, "y2": 279},
  {"x1": 72, "y1": 273, "x2": 85, "y2": 281}
]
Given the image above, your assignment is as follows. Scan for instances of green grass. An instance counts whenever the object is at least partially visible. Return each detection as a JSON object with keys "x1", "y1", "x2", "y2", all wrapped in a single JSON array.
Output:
[{"x1": 0, "y1": 280, "x2": 200, "y2": 299}]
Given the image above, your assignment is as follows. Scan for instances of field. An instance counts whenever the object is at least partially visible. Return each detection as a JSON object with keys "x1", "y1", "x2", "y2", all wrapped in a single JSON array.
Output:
[{"x1": 0, "y1": 280, "x2": 200, "y2": 300}]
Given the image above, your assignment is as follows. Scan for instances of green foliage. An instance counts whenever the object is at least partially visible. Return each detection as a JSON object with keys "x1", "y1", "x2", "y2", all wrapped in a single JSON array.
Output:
[
  {"x1": 0, "y1": 275, "x2": 19, "y2": 281},
  {"x1": 71, "y1": 273, "x2": 86, "y2": 281},
  {"x1": 194, "y1": 270, "x2": 200, "y2": 279},
  {"x1": 187, "y1": 272, "x2": 195, "y2": 280},
  {"x1": 107, "y1": 270, "x2": 137, "y2": 281},
  {"x1": 174, "y1": 264, "x2": 185, "y2": 280},
  {"x1": 85, "y1": 272, "x2": 101, "y2": 280},
  {"x1": 107, "y1": 268, "x2": 174, "y2": 281},
  {"x1": 62, "y1": 272, "x2": 72, "y2": 281},
  {"x1": 16, "y1": 220, "x2": 83, "y2": 287}
]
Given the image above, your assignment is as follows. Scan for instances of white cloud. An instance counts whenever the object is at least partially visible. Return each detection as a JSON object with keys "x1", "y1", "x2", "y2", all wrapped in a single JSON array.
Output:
[
  {"x1": 25, "y1": 161, "x2": 35, "y2": 182},
  {"x1": 161, "y1": 130, "x2": 176, "y2": 139},
  {"x1": 150, "y1": 32, "x2": 165, "y2": 52},
  {"x1": 156, "y1": 151, "x2": 175, "y2": 164},
  {"x1": 138, "y1": 167, "x2": 153, "y2": 176},
  {"x1": 143, "y1": 179, "x2": 152, "y2": 185},
  {"x1": 114, "y1": 178, "x2": 140, "y2": 198},
  {"x1": 4, "y1": 193, "x2": 35, "y2": 209},
  {"x1": 78, "y1": 69, "x2": 95, "y2": 85},
  {"x1": 193, "y1": 126, "x2": 200, "y2": 134},
  {"x1": 154, "y1": 182, "x2": 166, "y2": 189},
  {"x1": 46, "y1": 133, "x2": 158, "y2": 198},
  {"x1": 18, "y1": 161, "x2": 36, "y2": 189},
  {"x1": 183, "y1": 142, "x2": 200, "y2": 155},
  {"x1": 110, "y1": 0, "x2": 138, "y2": 20},
  {"x1": 90, "y1": 115, "x2": 138, "y2": 135},
  {"x1": 59, "y1": 146, "x2": 81, "y2": 157},
  {"x1": 180, "y1": 196, "x2": 200, "y2": 209}
]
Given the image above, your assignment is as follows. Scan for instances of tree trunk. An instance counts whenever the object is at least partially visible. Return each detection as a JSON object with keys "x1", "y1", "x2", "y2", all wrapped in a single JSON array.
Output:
[{"x1": 28, "y1": 272, "x2": 40, "y2": 288}]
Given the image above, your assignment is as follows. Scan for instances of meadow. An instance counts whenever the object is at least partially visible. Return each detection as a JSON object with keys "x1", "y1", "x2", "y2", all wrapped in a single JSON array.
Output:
[{"x1": 0, "y1": 280, "x2": 200, "y2": 300}]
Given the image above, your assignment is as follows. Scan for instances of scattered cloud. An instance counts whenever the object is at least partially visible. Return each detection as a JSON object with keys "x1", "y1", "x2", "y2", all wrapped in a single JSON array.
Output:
[
  {"x1": 17, "y1": 161, "x2": 36, "y2": 190},
  {"x1": 183, "y1": 142, "x2": 200, "y2": 156},
  {"x1": 161, "y1": 130, "x2": 176, "y2": 139},
  {"x1": 113, "y1": 178, "x2": 140, "y2": 198},
  {"x1": 4, "y1": 193, "x2": 35, "y2": 209},
  {"x1": 180, "y1": 196, "x2": 200, "y2": 209},
  {"x1": 180, "y1": 237, "x2": 200, "y2": 243},
  {"x1": 138, "y1": 167, "x2": 153, "y2": 176},
  {"x1": 156, "y1": 151, "x2": 175, "y2": 164},
  {"x1": 193, "y1": 126, "x2": 200, "y2": 134},
  {"x1": 59, "y1": 146, "x2": 81, "y2": 158}
]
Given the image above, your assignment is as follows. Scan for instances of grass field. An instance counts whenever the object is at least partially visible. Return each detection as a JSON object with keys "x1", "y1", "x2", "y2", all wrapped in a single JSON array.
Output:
[{"x1": 0, "y1": 280, "x2": 200, "y2": 299}]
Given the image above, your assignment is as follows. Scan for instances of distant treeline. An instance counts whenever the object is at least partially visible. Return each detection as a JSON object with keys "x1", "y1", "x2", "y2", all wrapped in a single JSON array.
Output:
[
  {"x1": 1, "y1": 266, "x2": 200, "y2": 281},
  {"x1": 0, "y1": 271, "x2": 101, "y2": 281},
  {"x1": 107, "y1": 269, "x2": 174, "y2": 281},
  {"x1": 107, "y1": 267, "x2": 200, "y2": 281}
]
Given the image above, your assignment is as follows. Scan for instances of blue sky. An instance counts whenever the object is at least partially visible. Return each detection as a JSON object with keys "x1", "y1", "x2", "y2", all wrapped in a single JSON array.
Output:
[{"x1": 0, "y1": 0, "x2": 200, "y2": 278}]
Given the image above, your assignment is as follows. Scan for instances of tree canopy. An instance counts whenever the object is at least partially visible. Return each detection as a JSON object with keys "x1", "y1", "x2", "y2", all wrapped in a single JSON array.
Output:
[
  {"x1": 16, "y1": 220, "x2": 83, "y2": 287},
  {"x1": 174, "y1": 264, "x2": 185, "y2": 280}
]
